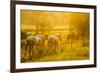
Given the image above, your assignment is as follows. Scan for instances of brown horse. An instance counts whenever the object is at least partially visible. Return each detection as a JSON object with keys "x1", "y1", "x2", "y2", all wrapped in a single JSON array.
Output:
[{"x1": 66, "y1": 31, "x2": 81, "y2": 47}]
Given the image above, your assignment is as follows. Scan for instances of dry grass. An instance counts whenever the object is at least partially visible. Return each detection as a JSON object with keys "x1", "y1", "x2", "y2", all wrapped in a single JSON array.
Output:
[{"x1": 21, "y1": 40, "x2": 89, "y2": 63}]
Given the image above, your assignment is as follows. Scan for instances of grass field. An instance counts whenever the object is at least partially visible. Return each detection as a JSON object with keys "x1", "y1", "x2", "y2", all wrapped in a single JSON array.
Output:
[
  {"x1": 21, "y1": 39, "x2": 89, "y2": 63},
  {"x1": 33, "y1": 47, "x2": 89, "y2": 62}
]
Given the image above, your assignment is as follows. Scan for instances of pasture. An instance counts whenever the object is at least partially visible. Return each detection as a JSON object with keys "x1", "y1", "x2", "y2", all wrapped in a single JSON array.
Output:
[
  {"x1": 21, "y1": 31, "x2": 89, "y2": 63},
  {"x1": 20, "y1": 10, "x2": 90, "y2": 63}
]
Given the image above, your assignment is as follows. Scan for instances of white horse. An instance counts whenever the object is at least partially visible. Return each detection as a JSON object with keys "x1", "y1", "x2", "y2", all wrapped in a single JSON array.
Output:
[
  {"x1": 47, "y1": 35, "x2": 59, "y2": 50},
  {"x1": 25, "y1": 35, "x2": 44, "y2": 60}
]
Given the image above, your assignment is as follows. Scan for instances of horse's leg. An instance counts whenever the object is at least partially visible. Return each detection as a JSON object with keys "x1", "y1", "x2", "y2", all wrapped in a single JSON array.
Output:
[
  {"x1": 46, "y1": 42, "x2": 49, "y2": 54},
  {"x1": 25, "y1": 43, "x2": 28, "y2": 51},
  {"x1": 29, "y1": 45, "x2": 33, "y2": 60},
  {"x1": 24, "y1": 43, "x2": 28, "y2": 59},
  {"x1": 31, "y1": 45, "x2": 33, "y2": 59},
  {"x1": 70, "y1": 39, "x2": 72, "y2": 48},
  {"x1": 28, "y1": 45, "x2": 31, "y2": 60},
  {"x1": 56, "y1": 42, "x2": 58, "y2": 53},
  {"x1": 48, "y1": 42, "x2": 52, "y2": 54}
]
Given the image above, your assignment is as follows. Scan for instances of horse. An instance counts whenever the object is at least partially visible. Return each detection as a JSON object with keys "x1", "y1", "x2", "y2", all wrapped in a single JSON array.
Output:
[
  {"x1": 66, "y1": 32, "x2": 76, "y2": 47},
  {"x1": 25, "y1": 34, "x2": 45, "y2": 60},
  {"x1": 47, "y1": 35, "x2": 60, "y2": 53},
  {"x1": 66, "y1": 31, "x2": 81, "y2": 47}
]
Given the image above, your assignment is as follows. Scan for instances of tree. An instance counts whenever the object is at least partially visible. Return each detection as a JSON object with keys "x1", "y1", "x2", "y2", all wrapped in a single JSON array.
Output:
[{"x1": 68, "y1": 12, "x2": 89, "y2": 47}]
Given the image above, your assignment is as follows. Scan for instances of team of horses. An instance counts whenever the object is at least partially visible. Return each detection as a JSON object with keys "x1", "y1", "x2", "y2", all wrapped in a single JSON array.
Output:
[{"x1": 21, "y1": 31, "x2": 81, "y2": 61}]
